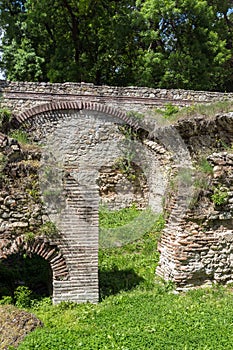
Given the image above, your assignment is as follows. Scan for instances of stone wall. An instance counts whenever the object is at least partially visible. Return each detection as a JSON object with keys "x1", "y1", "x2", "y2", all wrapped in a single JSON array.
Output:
[
  {"x1": 0, "y1": 81, "x2": 233, "y2": 300},
  {"x1": 157, "y1": 114, "x2": 233, "y2": 289},
  {"x1": 0, "y1": 140, "x2": 43, "y2": 238},
  {"x1": 1, "y1": 80, "x2": 233, "y2": 116},
  {"x1": 0, "y1": 139, "x2": 69, "y2": 284},
  {"x1": 0, "y1": 103, "x2": 170, "y2": 303},
  {"x1": 98, "y1": 162, "x2": 149, "y2": 210}
]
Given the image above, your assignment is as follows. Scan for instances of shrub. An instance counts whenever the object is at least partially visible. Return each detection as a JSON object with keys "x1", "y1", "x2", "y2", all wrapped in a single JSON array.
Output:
[
  {"x1": 0, "y1": 295, "x2": 13, "y2": 305},
  {"x1": 38, "y1": 221, "x2": 58, "y2": 238},
  {"x1": 24, "y1": 232, "x2": 36, "y2": 243},
  {"x1": 0, "y1": 108, "x2": 12, "y2": 132},
  {"x1": 211, "y1": 186, "x2": 228, "y2": 206},
  {"x1": 14, "y1": 286, "x2": 32, "y2": 309},
  {"x1": 163, "y1": 103, "x2": 179, "y2": 119}
]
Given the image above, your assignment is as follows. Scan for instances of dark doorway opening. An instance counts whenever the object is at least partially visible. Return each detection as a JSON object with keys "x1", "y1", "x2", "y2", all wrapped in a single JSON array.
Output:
[{"x1": 0, "y1": 253, "x2": 53, "y2": 299}]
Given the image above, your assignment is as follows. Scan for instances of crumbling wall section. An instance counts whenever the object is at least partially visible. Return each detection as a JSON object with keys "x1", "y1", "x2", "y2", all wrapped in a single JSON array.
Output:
[{"x1": 157, "y1": 114, "x2": 233, "y2": 289}]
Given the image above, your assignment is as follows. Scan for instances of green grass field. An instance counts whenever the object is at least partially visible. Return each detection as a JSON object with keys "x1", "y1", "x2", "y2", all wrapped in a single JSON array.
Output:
[{"x1": 7, "y1": 208, "x2": 233, "y2": 349}]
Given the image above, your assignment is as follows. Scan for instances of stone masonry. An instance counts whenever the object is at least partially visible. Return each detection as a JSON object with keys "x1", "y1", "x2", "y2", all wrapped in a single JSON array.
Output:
[{"x1": 0, "y1": 81, "x2": 233, "y2": 302}]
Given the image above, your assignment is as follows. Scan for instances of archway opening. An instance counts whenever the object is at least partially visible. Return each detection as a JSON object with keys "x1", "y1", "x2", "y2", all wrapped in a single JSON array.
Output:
[
  {"x1": 0, "y1": 253, "x2": 53, "y2": 299},
  {"x1": 97, "y1": 159, "x2": 158, "y2": 300}
]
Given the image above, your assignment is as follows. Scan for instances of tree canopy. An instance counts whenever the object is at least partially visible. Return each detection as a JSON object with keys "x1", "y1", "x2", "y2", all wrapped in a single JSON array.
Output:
[{"x1": 1, "y1": 0, "x2": 233, "y2": 91}]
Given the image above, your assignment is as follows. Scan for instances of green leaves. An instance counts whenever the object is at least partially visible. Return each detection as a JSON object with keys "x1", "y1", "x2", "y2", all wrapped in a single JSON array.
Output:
[
  {"x1": 2, "y1": 37, "x2": 44, "y2": 81},
  {"x1": 136, "y1": 0, "x2": 232, "y2": 90},
  {"x1": 17, "y1": 287, "x2": 233, "y2": 349},
  {"x1": 211, "y1": 186, "x2": 229, "y2": 206},
  {"x1": 0, "y1": 0, "x2": 233, "y2": 90}
]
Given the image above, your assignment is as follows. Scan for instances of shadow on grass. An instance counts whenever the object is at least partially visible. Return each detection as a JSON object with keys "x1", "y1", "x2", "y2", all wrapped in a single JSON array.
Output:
[{"x1": 99, "y1": 268, "x2": 144, "y2": 301}]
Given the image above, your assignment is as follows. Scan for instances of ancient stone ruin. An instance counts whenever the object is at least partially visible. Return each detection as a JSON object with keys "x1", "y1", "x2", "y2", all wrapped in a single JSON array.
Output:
[{"x1": 0, "y1": 81, "x2": 232, "y2": 303}]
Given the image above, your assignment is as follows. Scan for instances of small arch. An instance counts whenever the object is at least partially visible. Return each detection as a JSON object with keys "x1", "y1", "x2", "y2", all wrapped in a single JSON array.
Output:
[
  {"x1": 0, "y1": 253, "x2": 53, "y2": 298},
  {"x1": 0, "y1": 236, "x2": 69, "y2": 281}
]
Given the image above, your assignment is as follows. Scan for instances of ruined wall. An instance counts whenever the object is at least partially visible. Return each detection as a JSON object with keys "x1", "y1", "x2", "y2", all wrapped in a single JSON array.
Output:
[
  {"x1": 157, "y1": 114, "x2": 233, "y2": 289},
  {"x1": 0, "y1": 140, "x2": 69, "y2": 284},
  {"x1": 1, "y1": 81, "x2": 233, "y2": 116},
  {"x1": 0, "y1": 81, "x2": 233, "y2": 298},
  {"x1": 0, "y1": 103, "x2": 170, "y2": 303}
]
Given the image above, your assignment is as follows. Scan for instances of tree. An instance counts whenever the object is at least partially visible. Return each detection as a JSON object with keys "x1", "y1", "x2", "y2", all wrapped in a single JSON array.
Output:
[
  {"x1": 135, "y1": 0, "x2": 232, "y2": 91},
  {"x1": 1, "y1": 0, "x2": 233, "y2": 90},
  {"x1": 0, "y1": 0, "x2": 140, "y2": 85}
]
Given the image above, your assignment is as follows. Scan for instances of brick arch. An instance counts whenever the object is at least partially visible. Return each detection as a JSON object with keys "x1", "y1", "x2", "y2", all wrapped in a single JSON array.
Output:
[
  {"x1": 13, "y1": 101, "x2": 141, "y2": 130},
  {"x1": 0, "y1": 236, "x2": 69, "y2": 280}
]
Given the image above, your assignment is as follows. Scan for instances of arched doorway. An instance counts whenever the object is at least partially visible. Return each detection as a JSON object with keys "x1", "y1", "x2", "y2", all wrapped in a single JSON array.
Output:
[
  {"x1": 2, "y1": 100, "x2": 167, "y2": 303},
  {"x1": 0, "y1": 253, "x2": 53, "y2": 299}
]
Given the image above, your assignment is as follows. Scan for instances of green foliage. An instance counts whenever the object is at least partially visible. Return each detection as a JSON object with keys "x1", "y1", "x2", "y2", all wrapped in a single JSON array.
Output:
[
  {"x1": 14, "y1": 286, "x2": 32, "y2": 309},
  {"x1": 153, "y1": 100, "x2": 233, "y2": 124},
  {"x1": 135, "y1": 0, "x2": 232, "y2": 90},
  {"x1": 188, "y1": 158, "x2": 213, "y2": 209},
  {"x1": 211, "y1": 186, "x2": 229, "y2": 206},
  {"x1": 2, "y1": 37, "x2": 44, "y2": 81},
  {"x1": 198, "y1": 158, "x2": 213, "y2": 175},
  {"x1": 30, "y1": 297, "x2": 52, "y2": 311},
  {"x1": 17, "y1": 286, "x2": 233, "y2": 349},
  {"x1": 0, "y1": 109, "x2": 11, "y2": 121},
  {"x1": 24, "y1": 232, "x2": 36, "y2": 243},
  {"x1": 100, "y1": 208, "x2": 164, "y2": 248},
  {"x1": 0, "y1": 295, "x2": 13, "y2": 305},
  {"x1": 177, "y1": 100, "x2": 233, "y2": 119},
  {"x1": 115, "y1": 157, "x2": 136, "y2": 181},
  {"x1": 38, "y1": 221, "x2": 59, "y2": 238},
  {"x1": 99, "y1": 226, "x2": 162, "y2": 299},
  {"x1": 0, "y1": 108, "x2": 12, "y2": 133},
  {"x1": 5, "y1": 214, "x2": 233, "y2": 350},
  {"x1": 195, "y1": 158, "x2": 213, "y2": 189},
  {"x1": 162, "y1": 103, "x2": 179, "y2": 119},
  {"x1": 0, "y1": 0, "x2": 139, "y2": 85},
  {"x1": 99, "y1": 204, "x2": 140, "y2": 228},
  {"x1": 1, "y1": 0, "x2": 233, "y2": 90},
  {"x1": 118, "y1": 125, "x2": 139, "y2": 140},
  {"x1": 26, "y1": 188, "x2": 40, "y2": 201},
  {"x1": 113, "y1": 127, "x2": 140, "y2": 182},
  {"x1": 9, "y1": 130, "x2": 29, "y2": 145}
]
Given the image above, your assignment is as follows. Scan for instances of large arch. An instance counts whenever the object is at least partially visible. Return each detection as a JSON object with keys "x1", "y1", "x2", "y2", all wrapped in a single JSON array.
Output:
[
  {"x1": 4, "y1": 101, "x2": 168, "y2": 303},
  {"x1": 12, "y1": 101, "x2": 141, "y2": 130},
  {"x1": 2, "y1": 101, "x2": 232, "y2": 299}
]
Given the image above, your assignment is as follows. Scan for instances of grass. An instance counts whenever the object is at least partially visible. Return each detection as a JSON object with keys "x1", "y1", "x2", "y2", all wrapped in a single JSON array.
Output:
[
  {"x1": 153, "y1": 99, "x2": 233, "y2": 123},
  {"x1": 177, "y1": 100, "x2": 233, "y2": 119},
  {"x1": 16, "y1": 287, "x2": 233, "y2": 349},
  {"x1": 99, "y1": 205, "x2": 163, "y2": 248},
  {"x1": 99, "y1": 204, "x2": 141, "y2": 228},
  {"x1": 4, "y1": 208, "x2": 233, "y2": 349},
  {"x1": 9, "y1": 129, "x2": 30, "y2": 144}
]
